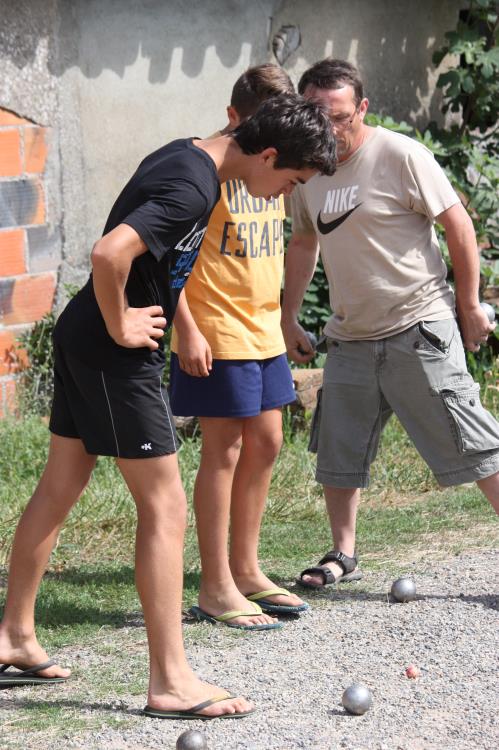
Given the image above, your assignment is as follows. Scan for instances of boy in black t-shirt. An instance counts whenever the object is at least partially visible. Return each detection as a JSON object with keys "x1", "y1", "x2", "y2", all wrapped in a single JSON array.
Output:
[{"x1": 0, "y1": 95, "x2": 336, "y2": 720}]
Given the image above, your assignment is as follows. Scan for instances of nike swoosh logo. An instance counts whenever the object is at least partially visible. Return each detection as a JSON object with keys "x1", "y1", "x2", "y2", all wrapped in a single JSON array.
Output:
[{"x1": 317, "y1": 203, "x2": 362, "y2": 234}]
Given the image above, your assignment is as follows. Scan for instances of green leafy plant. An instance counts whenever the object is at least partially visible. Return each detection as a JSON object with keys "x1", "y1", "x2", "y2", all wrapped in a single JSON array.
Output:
[
  {"x1": 16, "y1": 312, "x2": 56, "y2": 417},
  {"x1": 16, "y1": 284, "x2": 78, "y2": 416}
]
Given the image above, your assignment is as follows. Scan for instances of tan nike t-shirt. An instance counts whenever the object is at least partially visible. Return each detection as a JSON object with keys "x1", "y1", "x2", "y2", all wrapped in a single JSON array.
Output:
[{"x1": 291, "y1": 126, "x2": 460, "y2": 340}]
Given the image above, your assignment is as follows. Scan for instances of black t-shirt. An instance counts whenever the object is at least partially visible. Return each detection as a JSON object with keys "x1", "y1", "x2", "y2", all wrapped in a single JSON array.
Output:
[{"x1": 54, "y1": 138, "x2": 220, "y2": 375}]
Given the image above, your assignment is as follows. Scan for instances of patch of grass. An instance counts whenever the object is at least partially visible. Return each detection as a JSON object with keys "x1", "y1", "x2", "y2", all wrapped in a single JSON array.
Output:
[
  {"x1": 0, "y1": 412, "x2": 497, "y2": 649},
  {"x1": 0, "y1": 409, "x2": 497, "y2": 749},
  {"x1": 0, "y1": 698, "x2": 130, "y2": 749}
]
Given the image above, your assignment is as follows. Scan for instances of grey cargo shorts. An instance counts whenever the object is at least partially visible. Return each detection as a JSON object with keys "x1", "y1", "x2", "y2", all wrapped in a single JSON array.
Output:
[{"x1": 310, "y1": 318, "x2": 499, "y2": 488}]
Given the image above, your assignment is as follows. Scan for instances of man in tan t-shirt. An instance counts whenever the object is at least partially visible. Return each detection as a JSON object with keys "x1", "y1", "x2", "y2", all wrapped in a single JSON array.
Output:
[{"x1": 282, "y1": 59, "x2": 499, "y2": 589}]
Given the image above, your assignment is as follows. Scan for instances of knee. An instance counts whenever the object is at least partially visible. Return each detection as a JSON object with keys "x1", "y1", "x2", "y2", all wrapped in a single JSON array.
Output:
[
  {"x1": 202, "y1": 437, "x2": 242, "y2": 470},
  {"x1": 245, "y1": 428, "x2": 283, "y2": 464},
  {"x1": 38, "y1": 466, "x2": 94, "y2": 508},
  {"x1": 138, "y1": 494, "x2": 188, "y2": 532}
]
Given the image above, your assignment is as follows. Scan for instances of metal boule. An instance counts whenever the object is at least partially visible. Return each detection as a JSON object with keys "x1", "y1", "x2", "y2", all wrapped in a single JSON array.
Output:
[
  {"x1": 391, "y1": 576, "x2": 417, "y2": 602},
  {"x1": 480, "y1": 301, "x2": 495, "y2": 324},
  {"x1": 176, "y1": 729, "x2": 208, "y2": 750},
  {"x1": 297, "y1": 330, "x2": 318, "y2": 355},
  {"x1": 306, "y1": 331, "x2": 318, "y2": 350},
  {"x1": 341, "y1": 683, "x2": 373, "y2": 715}
]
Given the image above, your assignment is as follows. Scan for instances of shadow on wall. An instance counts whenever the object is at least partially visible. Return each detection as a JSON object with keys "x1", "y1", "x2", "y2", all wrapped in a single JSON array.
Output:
[
  {"x1": 1, "y1": 0, "x2": 275, "y2": 83},
  {"x1": 270, "y1": 0, "x2": 462, "y2": 127},
  {"x1": 2, "y1": 0, "x2": 458, "y2": 126}
]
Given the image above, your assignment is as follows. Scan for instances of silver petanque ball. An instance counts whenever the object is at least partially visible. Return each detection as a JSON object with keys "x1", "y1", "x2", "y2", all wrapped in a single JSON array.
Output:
[
  {"x1": 306, "y1": 331, "x2": 318, "y2": 350},
  {"x1": 391, "y1": 576, "x2": 417, "y2": 602},
  {"x1": 298, "y1": 330, "x2": 318, "y2": 355},
  {"x1": 480, "y1": 301, "x2": 496, "y2": 324},
  {"x1": 176, "y1": 729, "x2": 208, "y2": 750},
  {"x1": 342, "y1": 683, "x2": 373, "y2": 715}
]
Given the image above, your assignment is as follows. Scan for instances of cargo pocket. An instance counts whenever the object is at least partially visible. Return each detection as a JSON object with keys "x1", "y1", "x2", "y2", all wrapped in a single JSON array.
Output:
[
  {"x1": 417, "y1": 320, "x2": 453, "y2": 357},
  {"x1": 440, "y1": 383, "x2": 499, "y2": 454},
  {"x1": 308, "y1": 386, "x2": 323, "y2": 454}
]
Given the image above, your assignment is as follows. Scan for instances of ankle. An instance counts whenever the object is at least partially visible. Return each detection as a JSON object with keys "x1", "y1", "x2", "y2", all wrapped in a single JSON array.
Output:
[
  {"x1": 149, "y1": 663, "x2": 196, "y2": 695},
  {"x1": 332, "y1": 546, "x2": 356, "y2": 559},
  {"x1": 0, "y1": 621, "x2": 36, "y2": 644},
  {"x1": 229, "y1": 563, "x2": 260, "y2": 580},
  {"x1": 199, "y1": 577, "x2": 238, "y2": 599}
]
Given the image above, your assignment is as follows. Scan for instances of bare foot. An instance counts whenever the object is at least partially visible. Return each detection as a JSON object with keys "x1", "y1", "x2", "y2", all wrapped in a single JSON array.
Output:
[
  {"x1": 300, "y1": 561, "x2": 359, "y2": 587},
  {"x1": 148, "y1": 676, "x2": 254, "y2": 718},
  {"x1": 0, "y1": 625, "x2": 70, "y2": 679},
  {"x1": 234, "y1": 571, "x2": 306, "y2": 608},
  {"x1": 301, "y1": 561, "x2": 342, "y2": 586},
  {"x1": 197, "y1": 585, "x2": 278, "y2": 627}
]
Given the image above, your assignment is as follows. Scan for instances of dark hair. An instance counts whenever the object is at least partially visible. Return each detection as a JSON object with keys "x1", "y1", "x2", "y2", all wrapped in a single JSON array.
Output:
[
  {"x1": 231, "y1": 63, "x2": 295, "y2": 118},
  {"x1": 232, "y1": 94, "x2": 337, "y2": 176},
  {"x1": 298, "y1": 59, "x2": 364, "y2": 107}
]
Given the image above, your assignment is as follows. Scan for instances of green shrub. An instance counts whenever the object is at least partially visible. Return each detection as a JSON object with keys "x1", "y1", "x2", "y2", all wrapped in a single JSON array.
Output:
[{"x1": 16, "y1": 312, "x2": 56, "y2": 417}]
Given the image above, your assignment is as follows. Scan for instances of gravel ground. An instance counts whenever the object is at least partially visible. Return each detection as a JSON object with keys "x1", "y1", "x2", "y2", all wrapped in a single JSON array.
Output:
[{"x1": 1, "y1": 549, "x2": 498, "y2": 750}]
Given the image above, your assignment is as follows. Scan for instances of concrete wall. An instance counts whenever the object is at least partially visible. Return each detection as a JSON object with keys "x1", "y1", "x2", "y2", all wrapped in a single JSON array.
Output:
[
  {"x1": 1, "y1": 0, "x2": 463, "y2": 286},
  {"x1": 0, "y1": 0, "x2": 462, "y2": 411},
  {"x1": 272, "y1": 0, "x2": 462, "y2": 124},
  {"x1": 54, "y1": 0, "x2": 278, "y2": 291}
]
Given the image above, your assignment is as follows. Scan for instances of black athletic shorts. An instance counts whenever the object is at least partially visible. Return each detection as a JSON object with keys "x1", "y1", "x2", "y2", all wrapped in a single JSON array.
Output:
[{"x1": 49, "y1": 343, "x2": 178, "y2": 458}]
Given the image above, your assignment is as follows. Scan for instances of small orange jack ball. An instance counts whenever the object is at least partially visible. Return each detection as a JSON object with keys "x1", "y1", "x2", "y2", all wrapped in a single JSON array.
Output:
[{"x1": 405, "y1": 664, "x2": 421, "y2": 679}]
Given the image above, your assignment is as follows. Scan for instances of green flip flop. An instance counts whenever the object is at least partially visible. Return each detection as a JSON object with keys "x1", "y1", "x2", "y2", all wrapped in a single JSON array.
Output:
[
  {"x1": 246, "y1": 587, "x2": 310, "y2": 614},
  {"x1": 188, "y1": 602, "x2": 283, "y2": 630},
  {"x1": 0, "y1": 659, "x2": 69, "y2": 687},
  {"x1": 143, "y1": 693, "x2": 256, "y2": 720}
]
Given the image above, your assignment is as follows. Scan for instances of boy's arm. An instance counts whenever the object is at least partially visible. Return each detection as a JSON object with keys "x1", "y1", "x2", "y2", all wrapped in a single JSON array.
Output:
[
  {"x1": 91, "y1": 223, "x2": 166, "y2": 350},
  {"x1": 281, "y1": 230, "x2": 320, "y2": 363},
  {"x1": 173, "y1": 290, "x2": 212, "y2": 377},
  {"x1": 436, "y1": 202, "x2": 494, "y2": 352}
]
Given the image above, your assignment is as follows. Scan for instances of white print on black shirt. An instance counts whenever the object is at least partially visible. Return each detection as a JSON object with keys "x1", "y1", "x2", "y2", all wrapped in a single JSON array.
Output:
[
  {"x1": 171, "y1": 222, "x2": 208, "y2": 289},
  {"x1": 174, "y1": 221, "x2": 207, "y2": 253}
]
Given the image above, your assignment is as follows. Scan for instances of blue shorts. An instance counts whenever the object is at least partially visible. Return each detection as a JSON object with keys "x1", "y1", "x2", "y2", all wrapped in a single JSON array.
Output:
[{"x1": 169, "y1": 352, "x2": 296, "y2": 418}]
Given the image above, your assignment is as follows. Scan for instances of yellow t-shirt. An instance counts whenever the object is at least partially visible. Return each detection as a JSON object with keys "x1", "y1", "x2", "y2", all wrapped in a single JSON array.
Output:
[{"x1": 171, "y1": 178, "x2": 286, "y2": 359}]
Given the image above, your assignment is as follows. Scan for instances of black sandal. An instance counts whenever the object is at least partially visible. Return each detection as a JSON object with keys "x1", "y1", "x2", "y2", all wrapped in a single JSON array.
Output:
[
  {"x1": 0, "y1": 659, "x2": 69, "y2": 687},
  {"x1": 297, "y1": 550, "x2": 362, "y2": 589}
]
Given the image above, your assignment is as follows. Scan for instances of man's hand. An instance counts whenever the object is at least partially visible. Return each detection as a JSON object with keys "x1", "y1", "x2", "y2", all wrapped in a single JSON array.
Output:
[
  {"x1": 110, "y1": 305, "x2": 167, "y2": 350},
  {"x1": 458, "y1": 303, "x2": 496, "y2": 352},
  {"x1": 438, "y1": 204, "x2": 495, "y2": 352},
  {"x1": 177, "y1": 328, "x2": 212, "y2": 377},
  {"x1": 282, "y1": 316, "x2": 315, "y2": 364}
]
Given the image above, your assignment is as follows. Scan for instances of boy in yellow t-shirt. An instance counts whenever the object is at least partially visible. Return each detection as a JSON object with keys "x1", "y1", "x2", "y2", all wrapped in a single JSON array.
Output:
[{"x1": 170, "y1": 64, "x2": 309, "y2": 629}]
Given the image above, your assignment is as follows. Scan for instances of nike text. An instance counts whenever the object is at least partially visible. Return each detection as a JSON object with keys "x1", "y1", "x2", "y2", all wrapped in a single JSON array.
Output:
[{"x1": 323, "y1": 185, "x2": 359, "y2": 214}]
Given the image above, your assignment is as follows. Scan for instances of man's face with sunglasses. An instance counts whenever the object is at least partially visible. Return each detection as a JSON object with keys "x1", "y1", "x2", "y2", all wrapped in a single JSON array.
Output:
[{"x1": 303, "y1": 83, "x2": 369, "y2": 162}]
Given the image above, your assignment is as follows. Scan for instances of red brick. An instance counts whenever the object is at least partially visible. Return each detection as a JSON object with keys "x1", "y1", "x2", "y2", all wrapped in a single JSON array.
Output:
[
  {"x1": 0, "y1": 229, "x2": 26, "y2": 276},
  {"x1": 0, "y1": 329, "x2": 28, "y2": 376},
  {"x1": 0, "y1": 109, "x2": 30, "y2": 127},
  {"x1": 24, "y1": 127, "x2": 48, "y2": 174},
  {"x1": 0, "y1": 129, "x2": 22, "y2": 177},
  {"x1": 0, "y1": 273, "x2": 55, "y2": 325},
  {"x1": 0, "y1": 377, "x2": 18, "y2": 417}
]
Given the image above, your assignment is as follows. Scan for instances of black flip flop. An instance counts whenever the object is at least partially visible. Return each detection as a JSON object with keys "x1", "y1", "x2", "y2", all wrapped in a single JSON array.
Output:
[
  {"x1": 0, "y1": 659, "x2": 69, "y2": 687},
  {"x1": 143, "y1": 693, "x2": 256, "y2": 720}
]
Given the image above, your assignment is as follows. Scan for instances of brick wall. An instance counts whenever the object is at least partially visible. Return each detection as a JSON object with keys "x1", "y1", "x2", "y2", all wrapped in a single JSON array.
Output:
[{"x1": 0, "y1": 107, "x2": 58, "y2": 416}]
